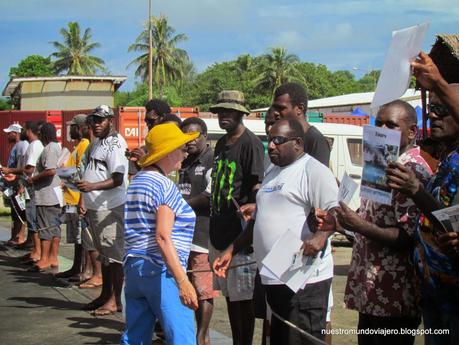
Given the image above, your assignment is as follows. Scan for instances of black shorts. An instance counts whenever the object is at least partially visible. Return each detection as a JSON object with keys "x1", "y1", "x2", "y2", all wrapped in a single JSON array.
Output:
[{"x1": 266, "y1": 278, "x2": 332, "y2": 345}]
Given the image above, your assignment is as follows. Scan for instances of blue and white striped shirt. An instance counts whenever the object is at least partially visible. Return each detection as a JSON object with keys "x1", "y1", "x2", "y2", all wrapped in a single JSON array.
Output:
[{"x1": 124, "y1": 171, "x2": 196, "y2": 269}]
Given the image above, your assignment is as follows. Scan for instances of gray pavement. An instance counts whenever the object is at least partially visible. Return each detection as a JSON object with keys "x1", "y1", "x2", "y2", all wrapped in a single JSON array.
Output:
[{"x1": 0, "y1": 220, "x2": 232, "y2": 345}]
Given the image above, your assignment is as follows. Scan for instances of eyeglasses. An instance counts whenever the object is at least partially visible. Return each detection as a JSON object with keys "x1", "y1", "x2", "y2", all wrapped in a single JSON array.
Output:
[
  {"x1": 428, "y1": 103, "x2": 449, "y2": 117},
  {"x1": 268, "y1": 136, "x2": 299, "y2": 145}
]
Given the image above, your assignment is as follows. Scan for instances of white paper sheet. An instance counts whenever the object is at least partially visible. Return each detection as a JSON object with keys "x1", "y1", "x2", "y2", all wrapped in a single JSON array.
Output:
[
  {"x1": 53, "y1": 186, "x2": 64, "y2": 207},
  {"x1": 371, "y1": 23, "x2": 430, "y2": 108},
  {"x1": 360, "y1": 125, "x2": 400, "y2": 205},
  {"x1": 432, "y1": 205, "x2": 459, "y2": 233},
  {"x1": 261, "y1": 229, "x2": 321, "y2": 292},
  {"x1": 338, "y1": 172, "x2": 359, "y2": 205}
]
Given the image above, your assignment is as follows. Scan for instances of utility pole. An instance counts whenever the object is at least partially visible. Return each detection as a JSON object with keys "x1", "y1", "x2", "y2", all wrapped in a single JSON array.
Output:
[{"x1": 148, "y1": 0, "x2": 153, "y2": 100}]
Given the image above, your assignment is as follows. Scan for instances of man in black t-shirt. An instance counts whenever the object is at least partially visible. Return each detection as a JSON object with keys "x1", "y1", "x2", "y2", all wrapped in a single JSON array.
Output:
[
  {"x1": 271, "y1": 82, "x2": 331, "y2": 166},
  {"x1": 209, "y1": 90, "x2": 264, "y2": 345},
  {"x1": 178, "y1": 117, "x2": 217, "y2": 345}
]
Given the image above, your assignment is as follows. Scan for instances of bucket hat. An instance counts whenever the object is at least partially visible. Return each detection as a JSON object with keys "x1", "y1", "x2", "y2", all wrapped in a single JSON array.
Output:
[{"x1": 209, "y1": 90, "x2": 250, "y2": 115}]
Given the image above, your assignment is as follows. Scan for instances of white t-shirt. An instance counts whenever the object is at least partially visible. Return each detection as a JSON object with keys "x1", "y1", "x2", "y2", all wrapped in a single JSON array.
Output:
[
  {"x1": 82, "y1": 133, "x2": 128, "y2": 210},
  {"x1": 24, "y1": 139, "x2": 44, "y2": 169},
  {"x1": 253, "y1": 154, "x2": 339, "y2": 286}
]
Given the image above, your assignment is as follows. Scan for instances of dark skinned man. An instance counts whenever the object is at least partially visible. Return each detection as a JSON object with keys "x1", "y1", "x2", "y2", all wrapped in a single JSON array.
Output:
[
  {"x1": 178, "y1": 117, "x2": 217, "y2": 345},
  {"x1": 208, "y1": 90, "x2": 264, "y2": 345},
  {"x1": 386, "y1": 80, "x2": 459, "y2": 344},
  {"x1": 76, "y1": 105, "x2": 128, "y2": 316},
  {"x1": 214, "y1": 118, "x2": 338, "y2": 345}
]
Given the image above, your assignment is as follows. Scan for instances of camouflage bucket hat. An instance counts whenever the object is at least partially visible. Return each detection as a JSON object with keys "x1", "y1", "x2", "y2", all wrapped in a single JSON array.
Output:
[{"x1": 209, "y1": 90, "x2": 250, "y2": 115}]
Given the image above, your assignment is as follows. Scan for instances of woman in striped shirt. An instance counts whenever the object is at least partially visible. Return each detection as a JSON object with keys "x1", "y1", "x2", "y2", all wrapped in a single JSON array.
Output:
[{"x1": 122, "y1": 123, "x2": 200, "y2": 345}]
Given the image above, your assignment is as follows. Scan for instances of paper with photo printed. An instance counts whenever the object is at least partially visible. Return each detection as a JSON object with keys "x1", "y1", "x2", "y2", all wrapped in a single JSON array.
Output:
[{"x1": 360, "y1": 125, "x2": 400, "y2": 205}]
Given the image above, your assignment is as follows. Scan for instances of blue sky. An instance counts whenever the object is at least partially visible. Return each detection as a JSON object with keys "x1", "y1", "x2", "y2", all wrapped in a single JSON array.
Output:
[{"x1": 1, "y1": 0, "x2": 458, "y2": 93}]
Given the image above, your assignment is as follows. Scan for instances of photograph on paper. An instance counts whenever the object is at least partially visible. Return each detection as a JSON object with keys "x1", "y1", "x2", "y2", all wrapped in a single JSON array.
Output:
[{"x1": 360, "y1": 125, "x2": 401, "y2": 205}]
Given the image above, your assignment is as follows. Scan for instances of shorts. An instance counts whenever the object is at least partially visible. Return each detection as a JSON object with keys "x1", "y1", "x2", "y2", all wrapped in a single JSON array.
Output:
[
  {"x1": 266, "y1": 278, "x2": 332, "y2": 344},
  {"x1": 25, "y1": 197, "x2": 37, "y2": 232},
  {"x1": 10, "y1": 195, "x2": 26, "y2": 223},
  {"x1": 36, "y1": 205, "x2": 62, "y2": 240},
  {"x1": 87, "y1": 204, "x2": 124, "y2": 264},
  {"x1": 65, "y1": 209, "x2": 81, "y2": 244},
  {"x1": 81, "y1": 218, "x2": 96, "y2": 251},
  {"x1": 187, "y1": 251, "x2": 219, "y2": 301},
  {"x1": 209, "y1": 244, "x2": 257, "y2": 302}
]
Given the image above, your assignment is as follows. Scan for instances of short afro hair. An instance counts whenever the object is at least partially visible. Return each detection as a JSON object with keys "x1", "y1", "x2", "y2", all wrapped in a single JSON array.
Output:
[
  {"x1": 378, "y1": 100, "x2": 417, "y2": 126},
  {"x1": 181, "y1": 117, "x2": 208, "y2": 135},
  {"x1": 274, "y1": 82, "x2": 308, "y2": 113},
  {"x1": 145, "y1": 99, "x2": 171, "y2": 116}
]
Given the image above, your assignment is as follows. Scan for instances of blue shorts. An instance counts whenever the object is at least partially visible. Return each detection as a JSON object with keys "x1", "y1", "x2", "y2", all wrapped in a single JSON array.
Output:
[{"x1": 121, "y1": 257, "x2": 196, "y2": 345}]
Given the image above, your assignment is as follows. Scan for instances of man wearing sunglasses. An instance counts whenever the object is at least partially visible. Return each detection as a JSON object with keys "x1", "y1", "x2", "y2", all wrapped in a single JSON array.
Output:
[
  {"x1": 385, "y1": 53, "x2": 459, "y2": 344},
  {"x1": 214, "y1": 118, "x2": 338, "y2": 344}
]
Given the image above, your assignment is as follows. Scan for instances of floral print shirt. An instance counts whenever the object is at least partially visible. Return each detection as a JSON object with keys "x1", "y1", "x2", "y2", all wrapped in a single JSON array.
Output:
[
  {"x1": 344, "y1": 146, "x2": 432, "y2": 317},
  {"x1": 415, "y1": 147, "x2": 459, "y2": 313}
]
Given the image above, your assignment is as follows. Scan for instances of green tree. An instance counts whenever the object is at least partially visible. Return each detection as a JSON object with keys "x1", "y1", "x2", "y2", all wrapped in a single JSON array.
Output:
[
  {"x1": 50, "y1": 22, "x2": 106, "y2": 75},
  {"x1": 357, "y1": 70, "x2": 380, "y2": 91},
  {"x1": 0, "y1": 98, "x2": 11, "y2": 110},
  {"x1": 9, "y1": 55, "x2": 54, "y2": 77},
  {"x1": 254, "y1": 47, "x2": 302, "y2": 96},
  {"x1": 128, "y1": 14, "x2": 190, "y2": 91}
]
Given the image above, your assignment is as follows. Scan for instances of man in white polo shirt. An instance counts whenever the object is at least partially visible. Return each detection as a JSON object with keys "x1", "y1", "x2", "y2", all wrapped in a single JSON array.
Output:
[{"x1": 214, "y1": 118, "x2": 338, "y2": 344}]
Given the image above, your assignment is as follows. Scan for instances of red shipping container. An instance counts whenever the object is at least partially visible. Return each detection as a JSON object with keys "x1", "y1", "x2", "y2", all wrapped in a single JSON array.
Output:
[{"x1": 323, "y1": 114, "x2": 369, "y2": 126}]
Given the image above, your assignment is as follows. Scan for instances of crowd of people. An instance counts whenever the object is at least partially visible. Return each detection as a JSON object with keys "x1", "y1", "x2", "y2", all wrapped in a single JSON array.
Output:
[{"x1": 1, "y1": 51, "x2": 458, "y2": 345}]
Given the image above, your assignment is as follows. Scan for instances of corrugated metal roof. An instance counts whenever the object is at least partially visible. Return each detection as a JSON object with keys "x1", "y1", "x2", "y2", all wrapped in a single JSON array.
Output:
[
  {"x1": 251, "y1": 88, "x2": 421, "y2": 112},
  {"x1": 2, "y1": 75, "x2": 127, "y2": 97}
]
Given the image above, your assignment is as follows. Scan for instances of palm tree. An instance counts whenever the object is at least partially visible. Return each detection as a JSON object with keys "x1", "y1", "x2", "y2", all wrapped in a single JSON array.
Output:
[
  {"x1": 254, "y1": 47, "x2": 302, "y2": 95},
  {"x1": 50, "y1": 22, "x2": 106, "y2": 75},
  {"x1": 128, "y1": 14, "x2": 190, "y2": 90}
]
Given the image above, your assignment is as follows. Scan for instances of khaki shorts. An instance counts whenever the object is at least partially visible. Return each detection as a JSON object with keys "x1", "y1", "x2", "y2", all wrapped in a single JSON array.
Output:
[
  {"x1": 187, "y1": 251, "x2": 219, "y2": 301},
  {"x1": 86, "y1": 204, "x2": 124, "y2": 264},
  {"x1": 209, "y1": 244, "x2": 257, "y2": 302}
]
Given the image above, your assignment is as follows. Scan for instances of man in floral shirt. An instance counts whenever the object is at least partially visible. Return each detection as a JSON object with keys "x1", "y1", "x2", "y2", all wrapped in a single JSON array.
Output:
[
  {"x1": 386, "y1": 53, "x2": 459, "y2": 345},
  {"x1": 336, "y1": 100, "x2": 432, "y2": 345}
]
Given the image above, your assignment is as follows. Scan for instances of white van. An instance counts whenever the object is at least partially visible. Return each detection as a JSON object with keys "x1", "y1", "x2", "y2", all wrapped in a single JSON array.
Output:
[{"x1": 203, "y1": 118, "x2": 363, "y2": 183}]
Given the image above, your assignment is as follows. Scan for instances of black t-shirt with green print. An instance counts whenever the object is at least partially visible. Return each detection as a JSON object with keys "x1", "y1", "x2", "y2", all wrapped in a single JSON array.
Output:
[{"x1": 209, "y1": 128, "x2": 264, "y2": 250}]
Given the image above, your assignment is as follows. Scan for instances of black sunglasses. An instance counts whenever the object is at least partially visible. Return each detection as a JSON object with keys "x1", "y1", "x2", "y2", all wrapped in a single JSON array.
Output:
[
  {"x1": 268, "y1": 136, "x2": 299, "y2": 145},
  {"x1": 428, "y1": 103, "x2": 449, "y2": 117}
]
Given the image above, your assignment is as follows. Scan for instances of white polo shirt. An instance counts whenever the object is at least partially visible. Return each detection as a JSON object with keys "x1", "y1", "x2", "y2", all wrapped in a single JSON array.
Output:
[{"x1": 253, "y1": 153, "x2": 339, "y2": 286}]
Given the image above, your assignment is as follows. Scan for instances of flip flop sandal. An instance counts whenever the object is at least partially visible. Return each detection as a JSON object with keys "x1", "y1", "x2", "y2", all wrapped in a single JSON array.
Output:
[
  {"x1": 79, "y1": 281, "x2": 103, "y2": 289},
  {"x1": 27, "y1": 265, "x2": 52, "y2": 273},
  {"x1": 90, "y1": 308, "x2": 117, "y2": 317}
]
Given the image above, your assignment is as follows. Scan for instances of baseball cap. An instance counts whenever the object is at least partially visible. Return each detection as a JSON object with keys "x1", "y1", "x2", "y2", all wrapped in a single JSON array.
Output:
[
  {"x1": 89, "y1": 105, "x2": 114, "y2": 118},
  {"x1": 3, "y1": 123, "x2": 22, "y2": 133}
]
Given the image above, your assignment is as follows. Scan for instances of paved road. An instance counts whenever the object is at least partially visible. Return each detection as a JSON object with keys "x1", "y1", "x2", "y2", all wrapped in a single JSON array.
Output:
[{"x1": 0, "y1": 221, "x2": 232, "y2": 345}]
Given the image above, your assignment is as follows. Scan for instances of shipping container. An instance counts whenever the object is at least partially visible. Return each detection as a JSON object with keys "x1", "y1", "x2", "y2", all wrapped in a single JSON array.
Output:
[
  {"x1": 118, "y1": 107, "x2": 147, "y2": 150},
  {"x1": 323, "y1": 114, "x2": 369, "y2": 126},
  {"x1": 171, "y1": 107, "x2": 199, "y2": 118},
  {"x1": 306, "y1": 112, "x2": 323, "y2": 123}
]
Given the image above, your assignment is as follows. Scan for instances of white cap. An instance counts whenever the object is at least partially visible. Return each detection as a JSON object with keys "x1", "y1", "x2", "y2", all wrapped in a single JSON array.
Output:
[{"x1": 3, "y1": 123, "x2": 22, "y2": 133}]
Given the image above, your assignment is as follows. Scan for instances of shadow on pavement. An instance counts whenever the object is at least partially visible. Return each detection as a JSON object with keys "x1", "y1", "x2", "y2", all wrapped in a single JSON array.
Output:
[
  {"x1": 8, "y1": 296, "x2": 83, "y2": 310},
  {"x1": 67, "y1": 317, "x2": 124, "y2": 344}
]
